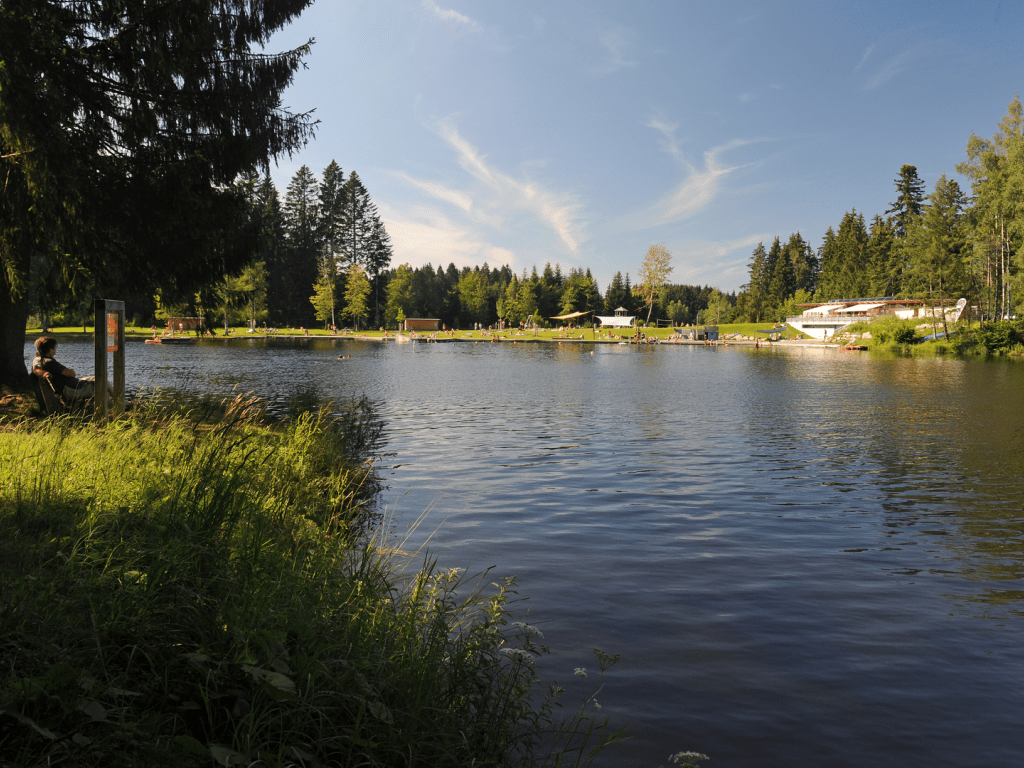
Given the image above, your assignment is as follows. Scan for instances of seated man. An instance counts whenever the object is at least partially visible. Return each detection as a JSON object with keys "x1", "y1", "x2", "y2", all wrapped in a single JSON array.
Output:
[{"x1": 31, "y1": 336, "x2": 103, "y2": 402}]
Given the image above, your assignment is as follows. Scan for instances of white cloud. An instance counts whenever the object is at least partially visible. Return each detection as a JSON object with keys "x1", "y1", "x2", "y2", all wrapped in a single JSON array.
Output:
[
  {"x1": 597, "y1": 26, "x2": 637, "y2": 73},
  {"x1": 860, "y1": 42, "x2": 934, "y2": 91},
  {"x1": 438, "y1": 123, "x2": 586, "y2": 252},
  {"x1": 394, "y1": 172, "x2": 473, "y2": 214},
  {"x1": 381, "y1": 203, "x2": 516, "y2": 272},
  {"x1": 649, "y1": 138, "x2": 754, "y2": 226},
  {"x1": 854, "y1": 42, "x2": 876, "y2": 72},
  {"x1": 422, "y1": 0, "x2": 480, "y2": 31}
]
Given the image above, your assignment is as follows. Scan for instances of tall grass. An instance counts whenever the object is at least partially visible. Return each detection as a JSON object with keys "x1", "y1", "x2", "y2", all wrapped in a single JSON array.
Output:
[{"x1": 0, "y1": 396, "x2": 625, "y2": 766}]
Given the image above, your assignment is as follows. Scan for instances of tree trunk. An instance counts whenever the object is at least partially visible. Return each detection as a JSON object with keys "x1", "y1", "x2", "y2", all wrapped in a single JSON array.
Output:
[
  {"x1": 939, "y1": 278, "x2": 949, "y2": 340},
  {"x1": 0, "y1": 281, "x2": 31, "y2": 388},
  {"x1": 929, "y1": 283, "x2": 938, "y2": 339}
]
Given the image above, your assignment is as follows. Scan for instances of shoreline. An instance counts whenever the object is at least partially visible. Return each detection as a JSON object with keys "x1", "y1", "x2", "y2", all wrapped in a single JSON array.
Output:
[{"x1": 25, "y1": 331, "x2": 829, "y2": 349}]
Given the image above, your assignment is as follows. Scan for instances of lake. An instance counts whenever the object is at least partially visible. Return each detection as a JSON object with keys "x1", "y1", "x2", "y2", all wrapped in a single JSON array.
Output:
[{"x1": 31, "y1": 337, "x2": 1024, "y2": 767}]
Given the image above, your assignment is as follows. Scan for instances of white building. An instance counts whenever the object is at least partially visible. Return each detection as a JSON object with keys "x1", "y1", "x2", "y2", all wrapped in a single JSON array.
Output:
[{"x1": 787, "y1": 299, "x2": 924, "y2": 339}]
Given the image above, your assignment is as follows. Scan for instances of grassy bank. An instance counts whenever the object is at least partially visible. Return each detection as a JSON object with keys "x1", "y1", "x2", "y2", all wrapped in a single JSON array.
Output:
[
  {"x1": 0, "y1": 397, "x2": 625, "y2": 766},
  {"x1": 840, "y1": 316, "x2": 1024, "y2": 357}
]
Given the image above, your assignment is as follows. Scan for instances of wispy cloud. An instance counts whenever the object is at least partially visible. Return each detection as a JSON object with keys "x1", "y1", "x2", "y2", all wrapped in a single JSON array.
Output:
[
  {"x1": 645, "y1": 114, "x2": 684, "y2": 162},
  {"x1": 380, "y1": 202, "x2": 515, "y2": 272},
  {"x1": 854, "y1": 42, "x2": 876, "y2": 72},
  {"x1": 422, "y1": 0, "x2": 480, "y2": 31},
  {"x1": 596, "y1": 26, "x2": 637, "y2": 73},
  {"x1": 644, "y1": 122, "x2": 755, "y2": 227},
  {"x1": 394, "y1": 173, "x2": 473, "y2": 215},
  {"x1": 859, "y1": 42, "x2": 934, "y2": 90},
  {"x1": 438, "y1": 123, "x2": 586, "y2": 252}
]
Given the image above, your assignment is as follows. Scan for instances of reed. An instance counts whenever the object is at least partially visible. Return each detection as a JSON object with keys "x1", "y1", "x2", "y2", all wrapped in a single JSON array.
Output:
[{"x1": 0, "y1": 395, "x2": 626, "y2": 766}]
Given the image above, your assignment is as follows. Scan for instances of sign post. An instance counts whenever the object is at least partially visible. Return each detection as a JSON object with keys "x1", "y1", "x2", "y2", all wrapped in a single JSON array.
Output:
[{"x1": 94, "y1": 299, "x2": 125, "y2": 420}]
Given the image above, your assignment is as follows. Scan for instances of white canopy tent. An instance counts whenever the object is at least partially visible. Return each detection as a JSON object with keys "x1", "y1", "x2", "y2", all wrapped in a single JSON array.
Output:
[{"x1": 596, "y1": 315, "x2": 636, "y2": 327}]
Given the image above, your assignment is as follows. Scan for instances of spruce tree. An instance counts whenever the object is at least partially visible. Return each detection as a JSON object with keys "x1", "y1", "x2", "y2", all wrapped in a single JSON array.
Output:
[
  {"x1": 316, "y1": 161, "x2": 346, "y2": 326},
  {"x1": 816, "y1": 227, "x2": 840, "y2": 300},
  {"x1": 768, "y1": 239, "x2": 796, "y2": 313},
  {"x1": 0, "y1": 0, "x2": 315, "y2": 383},
  {"x1": 340, "y1": 171, "x2": 376, "y2": 270},
  {"x1": 604, "y1": 272, "x2": 630, "y2": 314},
  {"x1": 763, "y1": 237, "x2": 784, "y2": 313},
  {"x1": 256, "y1": 174, "x2": 290, "y2": 325},
  {"x1": 886, "y1": 165, "x2": 928, "y2": 238},
  {"x1": 746, "y1": 242, "x2": 769, "y2": 322},
  {"x1": 282, "y1": 165, "x2": 320, "y2": 326},
  {"x1": 867, "y1": 215, "x2": 899, "y2": 297},
  {"x1": 365, "y1": 219, "x2": 394, "y2": 324}
]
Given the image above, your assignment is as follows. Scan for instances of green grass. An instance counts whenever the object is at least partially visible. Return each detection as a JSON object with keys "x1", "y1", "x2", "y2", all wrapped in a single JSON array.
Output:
[
  {"x1": 0, "y1": 397, "x2": 627, "y2": 767},
  {"x1": 837, "y1": 316, "x2": 1024, "y2": 358}
]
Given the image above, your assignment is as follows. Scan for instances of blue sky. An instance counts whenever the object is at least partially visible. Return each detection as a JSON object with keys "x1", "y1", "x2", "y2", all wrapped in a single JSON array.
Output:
[{"x1": 267, "y1": 0, "x2": 1024, "y2": 293}]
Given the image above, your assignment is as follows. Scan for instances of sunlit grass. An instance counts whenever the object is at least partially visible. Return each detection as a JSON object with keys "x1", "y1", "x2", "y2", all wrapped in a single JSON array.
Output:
[{"x1": 0, "y1": 396, "x2": 627, "y2": 766}]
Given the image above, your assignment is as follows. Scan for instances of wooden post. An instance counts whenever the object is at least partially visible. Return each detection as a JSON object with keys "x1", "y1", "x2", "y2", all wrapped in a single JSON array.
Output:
[{"x1": 94, "y1": 299, "x2": 125, "y2": 420}]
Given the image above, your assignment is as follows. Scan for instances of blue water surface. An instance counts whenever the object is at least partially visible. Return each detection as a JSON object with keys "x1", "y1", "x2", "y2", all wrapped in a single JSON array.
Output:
[{"x1": 32, "y1": 338, "x2": 1024, "y2": 767}]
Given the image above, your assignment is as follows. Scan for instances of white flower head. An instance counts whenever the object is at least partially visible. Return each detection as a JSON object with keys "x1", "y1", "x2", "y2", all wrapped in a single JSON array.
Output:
[
  {"x1": 512, "y1": 621, "x2": 544, "y2": 638},
  {"x1": 499, "y1": 647, "x2": 534, "y2": 663},
  {"x1": 593, "y1": 700, "x2": 601, "y2": 710},
  {"x1": 669, "y1": 752, "x2": 710, "y2": 766},
  {"x1": 574, "y1": 667, "x2": 587, "y2": 678}
]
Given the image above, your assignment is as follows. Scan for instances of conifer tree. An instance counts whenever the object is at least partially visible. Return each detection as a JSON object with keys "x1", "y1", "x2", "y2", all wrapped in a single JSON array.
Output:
[
  {"x1": 763, "y1": 237, "x2": 784, "y2": 312},
  {"x1": 745, "y1": 242, "x2": 769, "y2": 322},
  {"x1": 909, "y1": 175, "x2": 969, "y2": 336},
  {"x1": 0, "y1": 0, "x2": 315, "y2": 383},
  {"x1": 787, "y1": 233, "x2": 818, "y2": 295},
  {"x1": 886, "y1": 165, "x2": 928, "y2": 238},
  {"x1": 316, "y1": 161, "x2": 346, "y2": 326},
  {"x1": 867, "y1": 215, "x2": 899, "y2": 296},
  {"x1": 256, "y1": 174, "x2": 290, "y2": 325},
  {"x1": 339, "y1": 171, "x2": 377, "y2": 270},
  {"x1": 365, "y1": 218, "x2": 393, "y2": 324},
  {"x1": 957, "y1": 95, "x2": 1024, "y2": 320},
  {"x1": 282, "y1": 165, "x2": 320, "y2": 325},
  {"x1": 604, "y1": 272, "x2": 631, "y2": 314}
]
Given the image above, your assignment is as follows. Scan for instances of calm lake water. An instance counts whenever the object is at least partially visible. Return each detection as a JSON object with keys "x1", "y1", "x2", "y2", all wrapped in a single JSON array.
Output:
[{"x1": 32, "y1": 338, "x2": 1024, "y2": 767}]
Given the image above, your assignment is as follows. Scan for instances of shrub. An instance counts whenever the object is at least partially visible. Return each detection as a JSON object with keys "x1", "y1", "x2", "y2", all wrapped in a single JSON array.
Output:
[
  {"x1": 974, "y1": 320, "x2": 1020, "y2": 353},
  {"x1": 864, "y1": 316, "x2": 919, "y2": 346}
]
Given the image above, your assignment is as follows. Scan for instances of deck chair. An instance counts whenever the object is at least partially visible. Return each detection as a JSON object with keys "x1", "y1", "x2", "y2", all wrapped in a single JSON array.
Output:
[{"x1": 30, "y1": 372, "x2": 65, "y2": 415}]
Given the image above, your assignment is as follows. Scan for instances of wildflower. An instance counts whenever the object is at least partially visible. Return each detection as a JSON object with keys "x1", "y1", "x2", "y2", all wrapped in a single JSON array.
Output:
[
  {"x1": 668, "y1": 751, "x2": 709, "y2": 766},
  {"x1": 574, "y1": 667, "x2": 587, "y2": 678},
  {"x1": 593, "y1": 700, "x2": 601, "y2": 710},
  {"x1": 499, "y1": 648, "x2": 533, "y2": 663},
  {"x1": 512, "y1": 621, "x2": 543, "y2": 638}
]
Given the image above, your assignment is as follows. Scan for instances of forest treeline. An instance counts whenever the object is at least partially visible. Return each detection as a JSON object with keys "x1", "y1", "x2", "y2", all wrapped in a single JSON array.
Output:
[
  {"x1": 29, "y1": 159, "x2": 733, "y2": 330},
  {"x1": 28, "y1": 97, "x2": 1024, "y2": 331},
  {"x1": 735, "y1": 95, "x2": 1023, "y2": 325}
]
